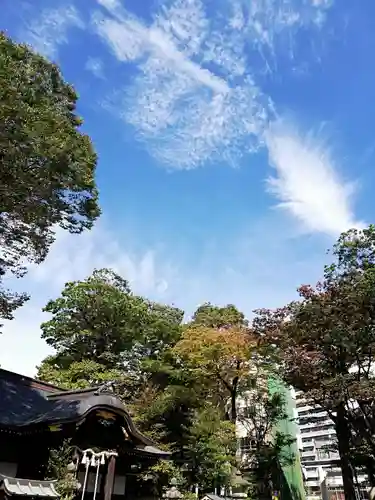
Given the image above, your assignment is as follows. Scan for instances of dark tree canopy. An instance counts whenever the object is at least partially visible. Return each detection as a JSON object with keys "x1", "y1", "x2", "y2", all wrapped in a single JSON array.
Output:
[{"x1": 0, "y1": 32, "x2": 100, "y2": 325}]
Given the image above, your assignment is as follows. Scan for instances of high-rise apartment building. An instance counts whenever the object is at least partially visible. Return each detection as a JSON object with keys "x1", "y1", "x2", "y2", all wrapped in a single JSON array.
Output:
[
  {"x1": 238, "y1": 383, "x2": 369, "y2": 500},
  {"x1": 236, "y1": 379, "x2": 306, "y2": 500},
  {"x1": 293, "y1": 390, "x2": 343, "y2": 500},
  {"x1": 294, "y1": 390, "x2": 370, "y2": 500}
]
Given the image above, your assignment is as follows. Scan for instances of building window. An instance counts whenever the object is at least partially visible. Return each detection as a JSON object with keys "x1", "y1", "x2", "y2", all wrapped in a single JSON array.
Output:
[
  {"x1": 299, "y1": 416, "x2": 328, "y2": 426},
  {"x1": 315, "y1": 435, "x2": 336, "y2": 443},
  {"x1": 317, "y1": 449, "x2": 339, "y2": 460},
  {"x1": 300, "y1": 424, "x2": 334, "y2": 434},
  {"x1": 239, "y1": 437, "x2": 257, "y2": 453}
]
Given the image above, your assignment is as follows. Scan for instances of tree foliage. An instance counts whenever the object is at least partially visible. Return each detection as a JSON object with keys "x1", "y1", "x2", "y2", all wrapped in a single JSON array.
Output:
[
  {"x1": 140, "y1": 460, "x2": 185, "y2": 498},
  {"x1": 253, "y1": 225, "x2": 375, "y2": 500},
  {"x1": 46, "y1": 439, "x2": 77, "y2": 500},
  {"x1": 38, "y1": 283, "x2": 293, "y2": 493},
  {"x1": 37, "y1": 268, "x2": 183, "y2": 388},
  {"x1": 173, "y1": 324, "x2": 255, "y2": 421},
  {"x1": 191, "y1": 303, "x2": 248, "y2": 329},
  {"x1": 131, "y1": 305, "x2": 250, "y2": 488},
  {"x1": 235, "y1": 370, "x2": 297, "y2": 498},
  {"x1": 186, "y1": 405, "x2": 237, "y2": 491},
  {"x1": 239, "y1": 383, "x2": 290, "y2": 456},
  {"x1": 0, "y1": 32, "x2": 100, "y2": 326}
]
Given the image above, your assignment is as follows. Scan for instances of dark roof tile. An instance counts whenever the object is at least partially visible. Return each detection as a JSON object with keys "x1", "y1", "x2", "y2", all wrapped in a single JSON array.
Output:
[{"x1": 0, "y1": 369, "x2": 169, "y2": 457}]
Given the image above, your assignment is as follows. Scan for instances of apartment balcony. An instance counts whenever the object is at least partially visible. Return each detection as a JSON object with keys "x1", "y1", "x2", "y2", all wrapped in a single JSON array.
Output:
[
  {"x1": 299, "y1": 419, "x2": 333, "y2": 429},
  {"x1": 304, "y1": 479, "x2": 321, "y2": 488},
  {"x1": 298, "y1": 410, "x2": 328, "y2": 419},
  {"x1": 306, "y1": 495, "x2": 322, "y2": 500},
  {"x1": 300, "y1": 429, "x2": 336, "y2": 439},
  {"x1": 326, "y1": 477, "x2": 344, "y2": 488},
  {"x1": 301, "y1": 454, "x2": 316, "y2": 462},
  {"x1": 304, "y1": 469, "x2": 320, "y2": 479}
]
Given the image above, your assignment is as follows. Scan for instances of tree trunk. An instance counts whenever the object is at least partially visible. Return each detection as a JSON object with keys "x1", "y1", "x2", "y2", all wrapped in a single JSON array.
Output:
[
  {"x1": 230, "y1": 388, "x2": 237, "y2": 422},
  {"x1": 230, "y1": 391, "x2": 237, "y2": 424},
  {"x1": 335, "y1": 403, "x2": 356, "y2": 500},
  {"x1": 230, "y1": 375, "x2": 239, "y2": 422}
]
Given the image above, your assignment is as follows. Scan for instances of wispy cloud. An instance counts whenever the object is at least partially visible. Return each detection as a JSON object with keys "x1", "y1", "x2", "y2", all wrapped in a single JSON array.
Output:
[
  {"x1": 85, "y1": 57, "x2": 105, "y2": 78},
  {"x1": 94, "y1": 0, "x2": 265, "y2": 169},
  {"x1": 94, "y1": 0, "x2": 360, "y2": 236},
  {"x1": 17, "y1": 0, "x2": 360, "y2": 240},
  {"x1": 28, "y1": 223, "x2": 173, "y2": 297},
  {"x1": 17, "y1": 0, "x2": 349, "y2": 236},
  {"x1": 230, "y1": 0, "x2": 334, "y2": 62},
  {"x1": 265, "y1": 122, "x2": 364, "y2": 235},
  {"x1": 22, "y1": 4, "x2": 84, "y2": 59},
  {"x1": 94, "y1": 0, "x2": 332, "y2": 170}
]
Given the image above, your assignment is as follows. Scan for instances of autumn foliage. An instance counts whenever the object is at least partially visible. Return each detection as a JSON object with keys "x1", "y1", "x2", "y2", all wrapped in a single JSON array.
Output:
[{"x1": 174, "y1": 325, "x2": 256, "y2": 421}]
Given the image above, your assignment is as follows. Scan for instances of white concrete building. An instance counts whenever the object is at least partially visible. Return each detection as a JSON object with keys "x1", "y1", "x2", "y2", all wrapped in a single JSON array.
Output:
[
  {"x1": 293, "y1": 390, "x2": 341, "y2": 499},
  {"x1": 293, "y1": 390, "x2": 369, "y2": 500}
]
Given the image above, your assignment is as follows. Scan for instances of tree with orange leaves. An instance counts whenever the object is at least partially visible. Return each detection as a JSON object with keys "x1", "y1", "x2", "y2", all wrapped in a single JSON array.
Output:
[{"x1": 173, "y1": 304, "x2": 256, "y2": 422}]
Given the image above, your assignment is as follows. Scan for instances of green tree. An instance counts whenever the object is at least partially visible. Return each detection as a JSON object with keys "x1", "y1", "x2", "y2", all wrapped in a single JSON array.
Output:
[
  {"x1": 238, "y1": 386, "x2": 296, "y2": 499},
  {"x1": 130, "y1": 358, "x2": 204, "y2": 456},
  {"x1": 46, "y1": 440, "x2": 77, "y2": 500},
  {"x1": 186, "y1": 405, "x2": 237, "y2": 491},
  {"x1": 248, "y1": 431, "x2": 295, "y2": 500},
  {"x1": 192, "y1": 303, "x2": 248, "y2": 329},
  {"x1": 140, "y1": 460, "x2": 185, "y2": 498},
  {"x1": 0, "y1": 33, "x2": 100, "y2": 326},
  {"x1": 253, "y1": 225, "x2": 375, "y2": 500},
  {"x1": 131, "y1": 305, "x2": 250, "y2": 489},
  {"x1": 37, "y1": 268, "x2": 183, "y2": 389}
]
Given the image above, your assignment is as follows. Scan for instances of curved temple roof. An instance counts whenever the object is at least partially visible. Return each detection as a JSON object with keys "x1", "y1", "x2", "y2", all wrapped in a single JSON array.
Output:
[
  {"x1": 0, "y1": 474, "x2": 59, "y2": 497},
  {"x1": 0, "y1": 368, "x2": 169, "y2": 458}
]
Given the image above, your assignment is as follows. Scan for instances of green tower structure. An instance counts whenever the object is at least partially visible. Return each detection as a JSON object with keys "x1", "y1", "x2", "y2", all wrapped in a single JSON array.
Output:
[{"x1": 268, "y1": 378, "x2": 306, "y2": 500}]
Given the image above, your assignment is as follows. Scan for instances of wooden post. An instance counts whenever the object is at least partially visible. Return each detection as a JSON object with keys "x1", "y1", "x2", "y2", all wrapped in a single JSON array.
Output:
[{"x1": 104, "y1": 456, "x2": 116, "y2": 500}]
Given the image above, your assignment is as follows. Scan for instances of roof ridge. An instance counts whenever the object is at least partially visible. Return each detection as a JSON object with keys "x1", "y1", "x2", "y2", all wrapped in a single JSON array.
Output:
[
  {"x1": 0, "y1": 368, "x2": 64, "y2": 392},
  {"x1": 46, "y1": 386, "x2": 101, "y2": 399}
]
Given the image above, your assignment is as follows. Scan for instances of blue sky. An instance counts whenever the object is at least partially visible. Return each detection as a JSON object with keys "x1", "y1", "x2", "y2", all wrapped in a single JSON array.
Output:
[{"x1": 1, "y1": 0, "x2": 374, "y2": 376}]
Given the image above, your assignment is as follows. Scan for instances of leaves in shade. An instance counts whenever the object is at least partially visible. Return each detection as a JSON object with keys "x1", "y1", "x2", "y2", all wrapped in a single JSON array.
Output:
[{"x1": 0, "y1": 32, "x2": 100, "y2": 327}]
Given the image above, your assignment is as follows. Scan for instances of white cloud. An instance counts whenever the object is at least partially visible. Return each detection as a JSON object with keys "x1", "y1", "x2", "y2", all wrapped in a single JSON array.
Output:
[
  {"x1": 17, "y1": 0, "x2": 351, "y2": 237},
  {"x1": 22, "y1": 4, "x2": 84, "y2": 59},
  {"x1": 27, "y1": 223, "x2": 174, "y2": 297},
  {"x1": 94, "y1": 0, "x2": 358, "y2": 236},
  {"x1": 85, "y1": 57, "x2": 105, "y2": 78},
  {"x1": 265, "y1": 123, "x2": 364, "y2": 235},
  {"x1": 232, "y1": 0, "x2": 334, "y2": 56},
  {"x1": 94, "y1": 0, "x2": 333, "y2": 170}
]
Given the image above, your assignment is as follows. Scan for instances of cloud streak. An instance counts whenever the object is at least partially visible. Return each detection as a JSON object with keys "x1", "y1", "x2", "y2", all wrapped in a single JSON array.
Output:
[
  {"x1": 94, "y1": 0, "x2": 334, "y2": 169},
  {"x1": 94, "y1": 0, "x2": 360, "y2": 235},
  {"x1": 94, "y1": 0, "x2": 268, "y2": 169},
  {"x1": 19, "y1": 0, "x2": 361, "y2": 236},
  {"x1": 22, "y1": 4, "x2": 84, "y2": 59},
  {"x1": 265, "y1": 123, "x2": 364, "y2": 235},
  {"x1": 85, "y1": 57, "x2": 105, "y2": 78}
]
